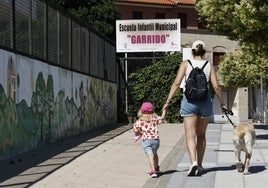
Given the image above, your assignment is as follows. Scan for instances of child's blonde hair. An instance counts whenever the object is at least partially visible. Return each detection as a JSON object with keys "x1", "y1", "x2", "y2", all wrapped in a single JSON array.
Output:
[{"x1": 139, "y1": 112, "x2": 158, "y2": 122}]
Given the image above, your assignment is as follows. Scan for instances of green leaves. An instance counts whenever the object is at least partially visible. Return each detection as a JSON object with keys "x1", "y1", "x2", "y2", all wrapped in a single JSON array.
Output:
[
  {"x1": 52, "y1": 0, "x2": 121, "y2": 39},
  {"x1": 128, "y1": 53, "x2": 183, "y2": 123},
  {"x1": 219, "y1": 43, "x2": 268, "y2": 87},
  {"x1": 195, "y1": 0, "x2": 268, "y2": 87},
  {"x1": 196, "y1": 0, "x2": 268, "y2": 44}
]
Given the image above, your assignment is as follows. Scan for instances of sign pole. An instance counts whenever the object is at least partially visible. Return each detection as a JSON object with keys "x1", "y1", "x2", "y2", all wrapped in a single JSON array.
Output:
[
  {"x1": 125, "y1": 53, "x2": 128, "y2": 113},
  {"x1": 260, "y1": 76, "x2": 264, "y2": 123}
]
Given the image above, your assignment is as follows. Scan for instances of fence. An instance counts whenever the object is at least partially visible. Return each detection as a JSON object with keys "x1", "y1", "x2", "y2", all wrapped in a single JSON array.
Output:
[
  {"x1": 0, "y1": 0, "x2": 117, "y2": 82},
  {"x1": 0, "y1": 0, "x2": 121, "y2": 159}
]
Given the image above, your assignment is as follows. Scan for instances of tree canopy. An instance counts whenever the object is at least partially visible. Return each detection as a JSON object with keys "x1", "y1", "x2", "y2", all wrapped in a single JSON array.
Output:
[
  {"x1": 195, "y1": 0, "x2": 268, "y2": 87},
  {"x1": 53, "y1": 0, "x2": 121, "y2": 40}
]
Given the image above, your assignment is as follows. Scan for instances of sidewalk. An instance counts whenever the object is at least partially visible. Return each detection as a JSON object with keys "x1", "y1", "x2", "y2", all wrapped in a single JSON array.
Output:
[
  {"x1": 152, "y1": 123, "x2": 268, "y2": 188},
  {"x1": 30, "y1": 124, "x2": 184, "y2": 188},
  {"x1": 0, "y1": 124, "x2": 137, "y2": 188},
  {"x1": 0, "y1": 122, "x2": 268, "y2": 188}
]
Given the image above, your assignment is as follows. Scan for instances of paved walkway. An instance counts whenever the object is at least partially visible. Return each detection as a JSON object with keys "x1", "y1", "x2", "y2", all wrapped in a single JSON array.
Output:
[
  {"x1": 0, "y1": 122, "x2": 268, "y2": 188},
  {"x1": 162, "y1": 123, "x2": 268, "y2": 188}
]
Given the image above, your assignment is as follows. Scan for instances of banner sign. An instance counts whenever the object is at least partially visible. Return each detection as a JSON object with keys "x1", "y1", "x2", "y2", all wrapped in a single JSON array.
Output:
[{"x1": 116, "y1": 19, "x2": 181, "y2": 52}]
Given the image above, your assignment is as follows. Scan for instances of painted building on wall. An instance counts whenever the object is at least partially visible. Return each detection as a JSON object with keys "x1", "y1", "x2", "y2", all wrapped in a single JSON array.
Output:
[{"x1": 0, "y1": 49, "x2": 117, "y2": 159}]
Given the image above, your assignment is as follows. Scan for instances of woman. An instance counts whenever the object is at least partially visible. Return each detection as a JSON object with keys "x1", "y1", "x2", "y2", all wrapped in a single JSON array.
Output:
[{"x1": 161, "y1": 40, "x2": 228, "y2": 176}]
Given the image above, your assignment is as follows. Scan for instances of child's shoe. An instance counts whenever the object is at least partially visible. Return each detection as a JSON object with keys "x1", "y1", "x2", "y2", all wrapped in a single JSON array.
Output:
[{"x1": 149, "y1": 170, "x2": 158, "y2": 178}]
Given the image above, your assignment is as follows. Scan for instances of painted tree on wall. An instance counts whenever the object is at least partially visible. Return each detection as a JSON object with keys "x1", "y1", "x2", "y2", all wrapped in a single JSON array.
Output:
[
  {"x1": 31, "y1": 72, "x2": 46, "y2": 144},
  {"x1": 45, "y1": 75, "x2": 54, "y2": 144},
  {"x1": 76, "y1": 82, "x2": 86, "y2": 127},
  {"x1": 0, "y1": 86, "x2": 15, "y2": 155}
]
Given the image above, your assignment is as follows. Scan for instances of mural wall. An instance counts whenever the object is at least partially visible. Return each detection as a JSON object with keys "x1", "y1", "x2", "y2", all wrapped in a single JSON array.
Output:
[{"x1": 0, "y1": 49, "x2": 117, "y2": 159}]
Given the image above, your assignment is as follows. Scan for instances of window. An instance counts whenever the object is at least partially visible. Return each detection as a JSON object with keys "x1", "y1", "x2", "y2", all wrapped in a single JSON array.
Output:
[
  {"x1": 213, "y1": 52, "x2": 225, "y2": 66},
  {"x1": 177, "y1": 13, "x2": 187, "y2": 28},
  {"x1": 132, "y1": 11, "x2": 143, "y2": 19},
  {"x1": 155, "y1": 13, "x2": 165, "y2": 19}
]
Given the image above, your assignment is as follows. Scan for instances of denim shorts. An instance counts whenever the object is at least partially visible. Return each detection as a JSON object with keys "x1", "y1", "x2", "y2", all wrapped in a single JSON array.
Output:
[
  {"x1": 180, "y1": 95, "x2": 213, "y2": 118},
  {"x1": 142, "y1": 139, "x2": 160, "y2": 156}
]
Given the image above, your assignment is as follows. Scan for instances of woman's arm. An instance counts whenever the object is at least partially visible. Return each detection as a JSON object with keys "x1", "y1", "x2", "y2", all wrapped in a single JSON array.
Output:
[
  {"x1": 210, "y1": 64, "x2": 228, "y2": 110},
  {"x1": 162, "y1": 60, "x2": 187, "y2": 117}
]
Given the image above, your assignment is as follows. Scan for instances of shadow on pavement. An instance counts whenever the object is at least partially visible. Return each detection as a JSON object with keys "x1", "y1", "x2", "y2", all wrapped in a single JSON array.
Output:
[
  {"x1": 200, "y1": 164, "x2": 267, "y2": 176},
  {"x1": 214, "y1": 149, "x2": 234, "y2": 152},
  {"x1": 0, "y1": 124, "x2": 131, "y2": 188},
  {"x1": 254, "y1": 124, "x2": 268, "y2": 130},
  {"x1": 256, "y1": 134, "x2": 268, "y2": 140},
  {"x1": 201, "y1": 165, "x2": 236, "y2": 175},
  {"x1": 158, "y1": 170, "x2": 179, "y2": 177},
  {"x1": 254, "y1": 125, "x2": 268, "y2": 140},
  {"x1": 249, "y1": 165, "x2": 267, "y2": 174}
]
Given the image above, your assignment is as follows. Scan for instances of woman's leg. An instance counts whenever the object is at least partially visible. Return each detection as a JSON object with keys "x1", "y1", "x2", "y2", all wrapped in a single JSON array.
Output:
[
  {"x1": 196, "y1": 117, "x2": 209, "y2": 167},
  {"x1": 184, "y1": 115, "x2": 198, "y2": 163}
]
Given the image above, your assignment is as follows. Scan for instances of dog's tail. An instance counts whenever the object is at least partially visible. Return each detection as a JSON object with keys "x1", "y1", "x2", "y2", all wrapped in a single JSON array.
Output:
[{"x1": 234, "y1": 126, "x2": 246, "y2": 139}]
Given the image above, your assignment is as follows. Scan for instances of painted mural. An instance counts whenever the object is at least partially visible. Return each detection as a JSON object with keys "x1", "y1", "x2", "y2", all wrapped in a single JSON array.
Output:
[{"x1": 0, "y1": 49, "x2": 117, "y2": 159}]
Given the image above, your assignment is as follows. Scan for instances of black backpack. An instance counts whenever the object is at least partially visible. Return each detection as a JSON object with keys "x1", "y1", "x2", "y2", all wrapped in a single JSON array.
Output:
[{"x1": 185, "y1": 60, "x2": 209, "y2": 101}]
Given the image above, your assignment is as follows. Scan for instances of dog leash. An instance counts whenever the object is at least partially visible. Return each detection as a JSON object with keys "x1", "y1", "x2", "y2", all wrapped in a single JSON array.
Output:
[{"x1": 224, "y1": 109, "x2": 236, "y2": 128}]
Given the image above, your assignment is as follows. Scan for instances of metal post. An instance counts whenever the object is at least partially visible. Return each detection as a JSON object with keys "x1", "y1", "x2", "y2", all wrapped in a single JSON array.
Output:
[
  {"x1": 260, "y1": 76, "x2": 264, "y2": 123},
  {"x1": 125, "y1": 53, "x2": 128, "y2": 113}
]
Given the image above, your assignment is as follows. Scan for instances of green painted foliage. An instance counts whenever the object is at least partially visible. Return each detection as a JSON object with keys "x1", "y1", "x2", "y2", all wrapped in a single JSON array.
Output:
[{"x1": 128, "y1": 53, "x2": 183, "y2": 123}]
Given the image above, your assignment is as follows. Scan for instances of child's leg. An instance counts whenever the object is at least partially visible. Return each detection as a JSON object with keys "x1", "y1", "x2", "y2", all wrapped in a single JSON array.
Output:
[
  {"x1": 148, "y1": 154, "x2": 155, "y2": 171},
  {"x1": 148, "y1": 154, "x2": 159, "y2": 170},
  {"x1": 148, "y1": 155, "x2": 158, "y2": 177},
  {"x1": 143, "y1": 139, "x2": 160, "y2": 176},
  {"x1": 153, "y1": 154, "x2": 159, "y2": 171},
  {"x1": 149, "y1": 153, "x2": 159, "y2": 172}
]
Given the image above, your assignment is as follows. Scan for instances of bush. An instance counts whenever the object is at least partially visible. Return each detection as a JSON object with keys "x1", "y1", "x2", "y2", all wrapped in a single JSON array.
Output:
[{"x1": 128, "y1": 52, "x2": 184, "y2": 123}]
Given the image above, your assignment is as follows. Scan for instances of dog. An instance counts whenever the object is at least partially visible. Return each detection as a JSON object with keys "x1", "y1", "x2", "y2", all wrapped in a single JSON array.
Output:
[
  {"x1": 233, "y1": 122, "x2": 256, "y2": 175},
  {"x1": 225, "y1": 110, "x2": 256, "y2": 175}
]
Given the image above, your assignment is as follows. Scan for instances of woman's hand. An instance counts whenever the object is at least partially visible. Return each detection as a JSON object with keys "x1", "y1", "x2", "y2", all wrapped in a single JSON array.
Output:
[
  {"x1": 221, "y1": 105, "x2": 228, "y2": 112},
  {"x1": 221, "y1": 105, "x2": 233, "y2": 115}
]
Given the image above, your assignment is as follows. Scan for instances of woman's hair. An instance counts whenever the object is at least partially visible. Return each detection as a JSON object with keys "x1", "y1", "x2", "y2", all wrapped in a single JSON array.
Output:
[{"x1": 192, "y1": 44, "x2": 206, "y2": 57}]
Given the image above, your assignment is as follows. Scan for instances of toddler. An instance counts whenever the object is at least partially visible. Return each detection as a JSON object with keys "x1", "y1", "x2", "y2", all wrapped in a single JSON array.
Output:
[{"x1": 133, "y1": 102, "x2": 162, "y2": 178}]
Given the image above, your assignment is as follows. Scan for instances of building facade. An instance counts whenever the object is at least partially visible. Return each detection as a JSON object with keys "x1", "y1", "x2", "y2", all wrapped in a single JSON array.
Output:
[{"x1": 114, "y1": 0, "x2": 261, "y2": 123}]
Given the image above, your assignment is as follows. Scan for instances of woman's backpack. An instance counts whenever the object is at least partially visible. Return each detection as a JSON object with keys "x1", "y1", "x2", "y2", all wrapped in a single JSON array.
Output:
[{"x1": 185, "y1": 60, "x2": 209, "y2": 101}]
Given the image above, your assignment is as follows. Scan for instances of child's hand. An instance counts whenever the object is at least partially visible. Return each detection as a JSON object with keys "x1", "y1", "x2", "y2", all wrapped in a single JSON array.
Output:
[
  {"x1": 161, "y1": 102, "x2": 169, "y2": 118},
  {"x1": 161, "y1": 109, "x2": 167, "y2": 121},
  {"x1": 133, "y1": 132, "x2": 142, "y2": 142}
]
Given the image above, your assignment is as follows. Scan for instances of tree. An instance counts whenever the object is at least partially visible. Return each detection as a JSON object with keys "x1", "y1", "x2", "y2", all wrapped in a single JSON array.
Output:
[
  {"x1": 195, "y1": 0, "x2": 268, "y2": 86},
  {"x1": 128, "y1": 53, "x2": 183, "y2": 123},
  {"x1": 219, "y1": 43, "x2": 268, "y2": 87},
  {"x1": 45, "y1": 75, "x2": 54, "y2": 144},
  {"x1": 32, "y1": 72, "x2": 46, "y2": 144},
  {"x1": 53, "y1": 0, "x2": 121, "y2": 40}
]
